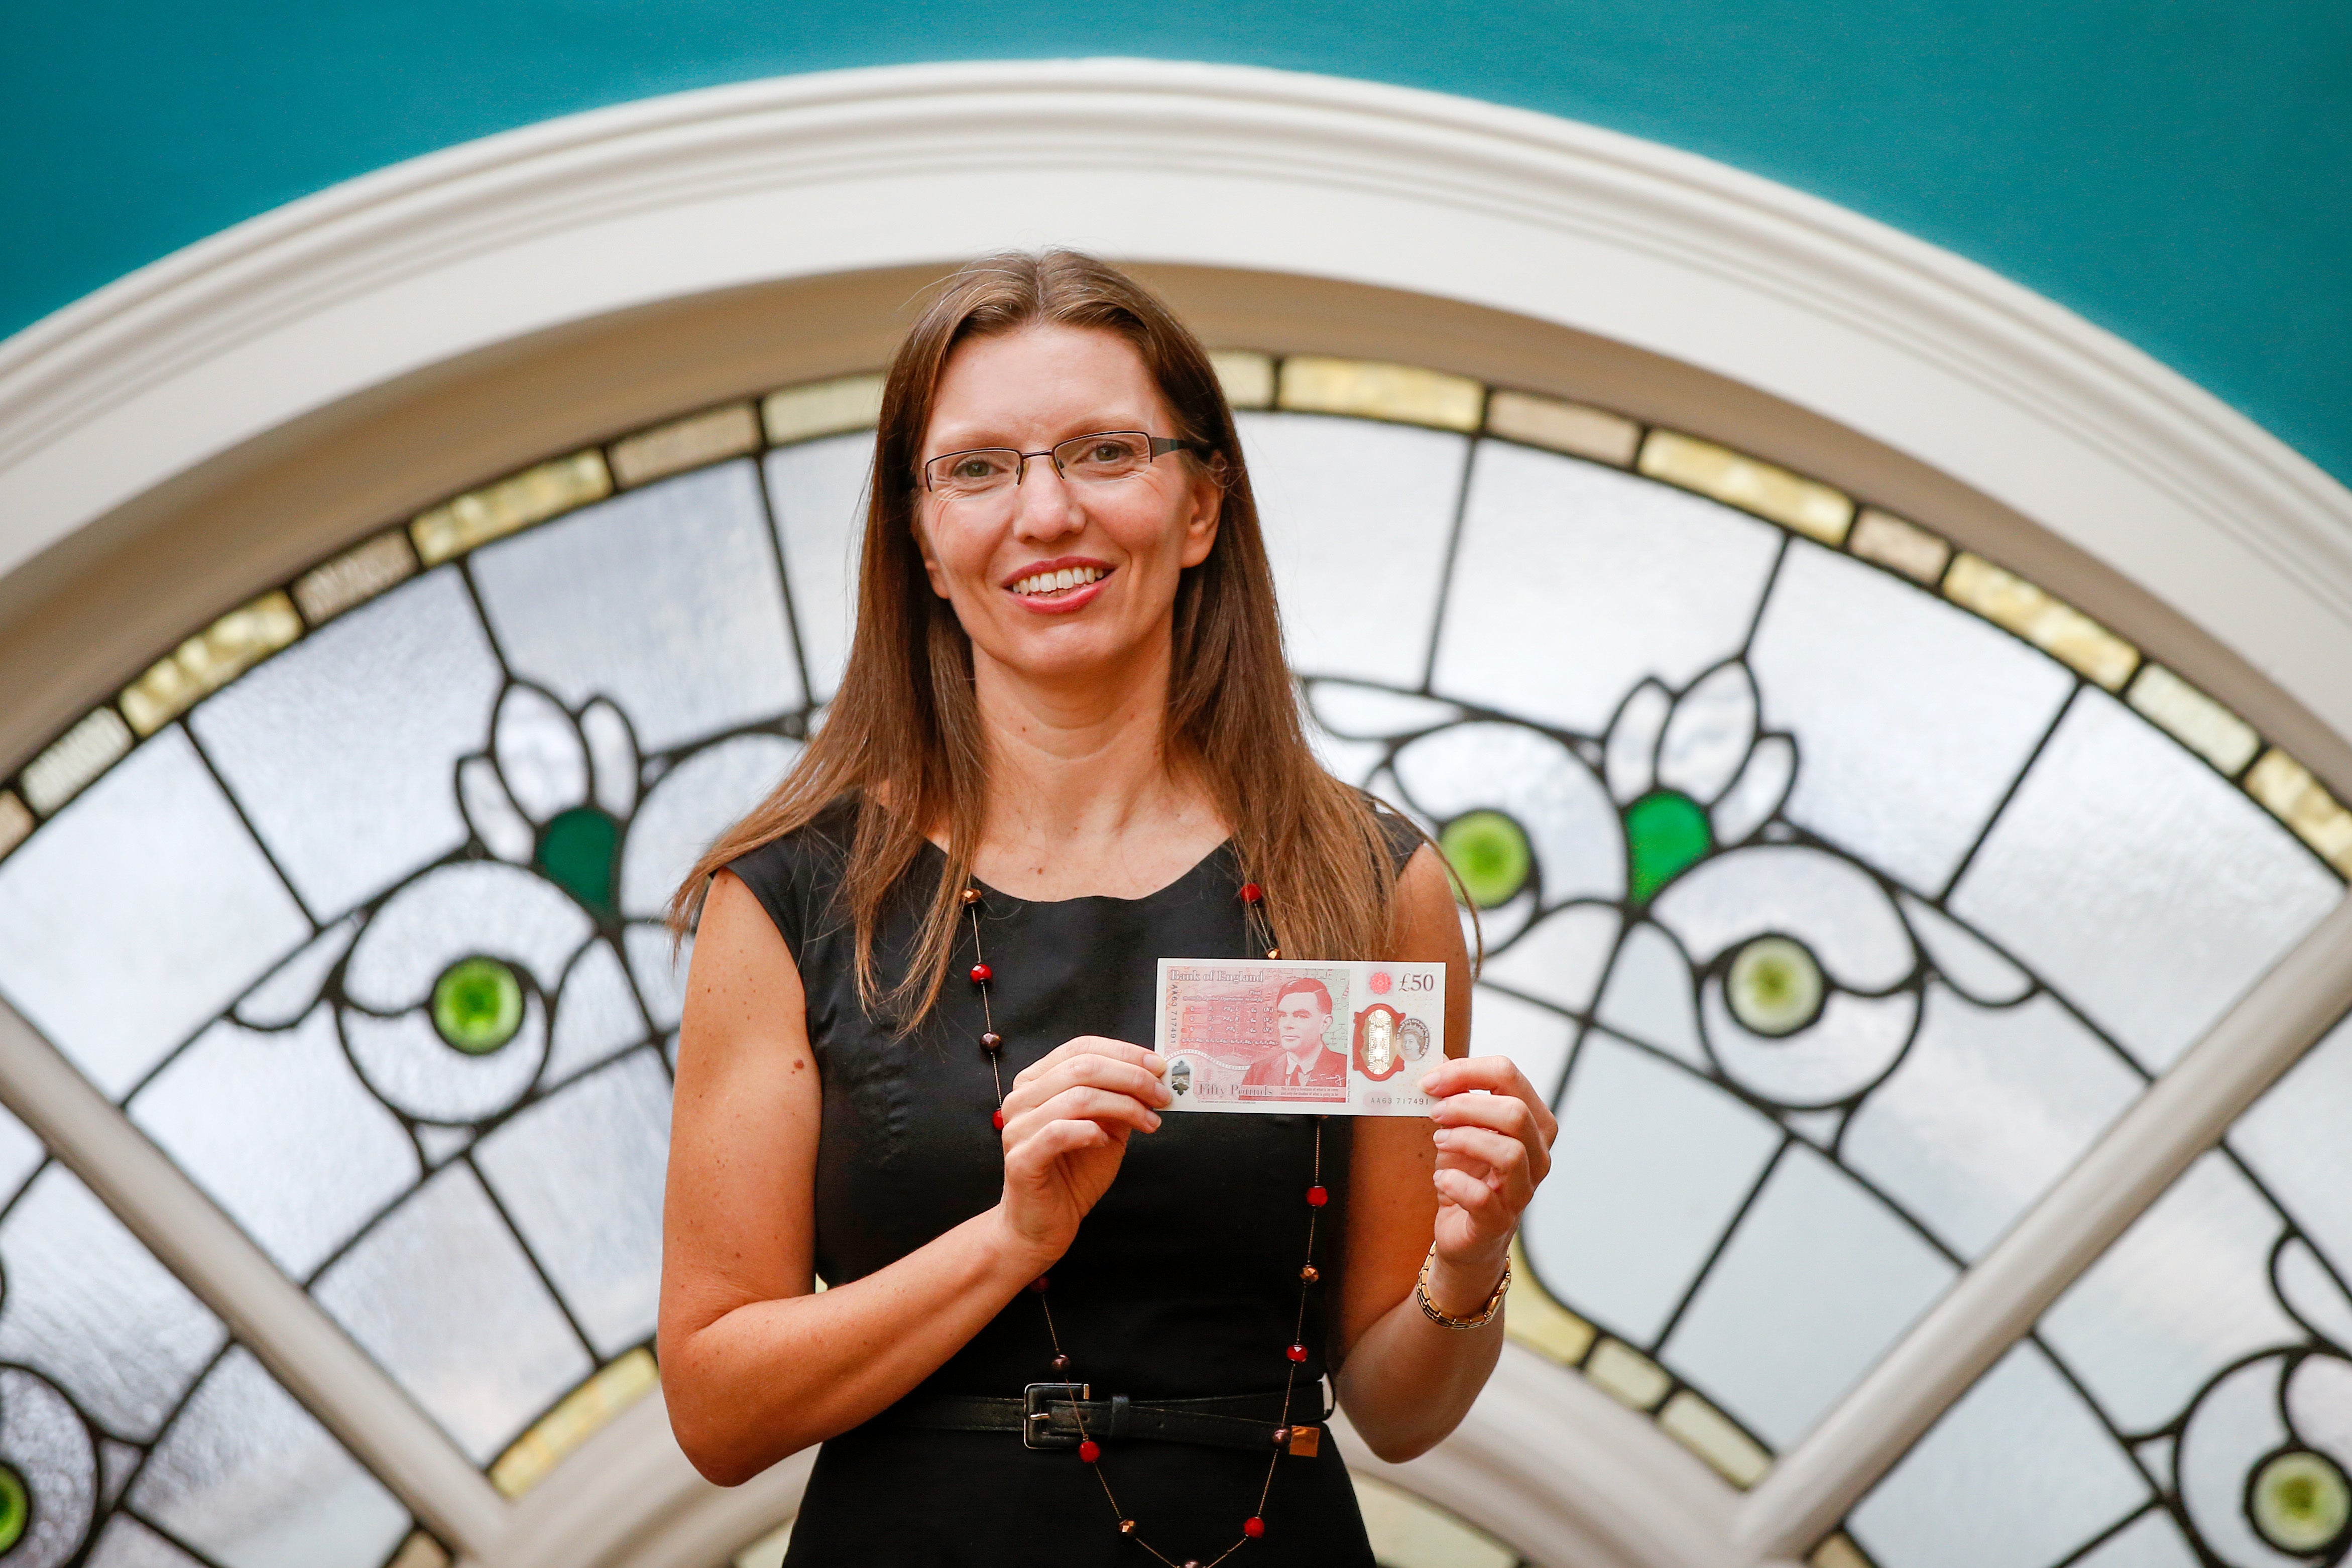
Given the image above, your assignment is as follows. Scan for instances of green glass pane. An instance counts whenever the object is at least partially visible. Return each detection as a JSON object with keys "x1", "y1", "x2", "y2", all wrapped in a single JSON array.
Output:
[
  {"x1": 432, "y1": 957, "x2": 524, "y2": 1055},
  {"x1": 1726, "y1": 935, "x2": 1825, "y2": 1036},
  {"x1": 538, "y1": 806, "x2": 619, "y2": 917},
  {"x1": 1624, "y1": 789, "x2": 1712, "y2": 903},
  {"x1": 1440, "y1": 810, "x2": 1534, "y2": 908},
  {"x1": 0, "y1": 1463, "x2": 25, "y2": 1552},
  {"x1": 2251, "y1": 1449, "x2": 2350, "y2": 1553}
]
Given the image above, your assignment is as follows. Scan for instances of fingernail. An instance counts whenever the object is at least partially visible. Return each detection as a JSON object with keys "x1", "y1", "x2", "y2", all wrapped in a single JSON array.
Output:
[
  {"x1": 1432, "y1": 1130, "x2": 1451, "y2": 1146},
  {"x1": 1147, "y1": 1113, "x2": 1162, "y2": 1130}
]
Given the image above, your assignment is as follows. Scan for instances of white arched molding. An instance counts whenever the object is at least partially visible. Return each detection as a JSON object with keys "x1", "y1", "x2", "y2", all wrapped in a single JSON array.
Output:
[{"x1": 2, "y1": 60, "x2": 2350, "y2": 767}]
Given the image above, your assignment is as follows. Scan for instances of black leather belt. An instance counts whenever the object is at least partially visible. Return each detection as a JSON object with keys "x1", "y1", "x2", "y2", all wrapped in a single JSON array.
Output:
[{"x1": 884, "y1": 1383, "x2": 1323, "y2": 1454}]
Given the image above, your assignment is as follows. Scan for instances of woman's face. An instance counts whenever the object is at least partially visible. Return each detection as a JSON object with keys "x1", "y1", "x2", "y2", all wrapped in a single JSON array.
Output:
[{"x1": 914, "y1": 324, "x2": 1222, "y2": 686}]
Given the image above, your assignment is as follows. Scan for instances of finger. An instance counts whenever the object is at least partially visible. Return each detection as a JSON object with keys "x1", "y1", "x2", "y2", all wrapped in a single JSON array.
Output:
[
  {"x1": 1004, "y1": 1117, "x2": 1115, "y2": 1174},
  {"x1": 1431, "y1": 1125, "x2": 1537, "y2": 1209},
  {"x1": 1007, "y1": 1085, "x2": 1164, "y2": 1141},
  {"x1": 1011, "y1": 1036, "x2": 1163, "y2": 1086},
  {"x1": 1423, "y1": 1056, "x2": 1559, "y2": 1147},
  {"x1": 1432, "y1": 1166, "x2": 1510, "y2": 1224},
  {"x1": 1004, "y1": 1056, "x2": 1172, "y2": 1114},
  {"x1": 1430, "y1": 1095, "x2": 1552, "y2": 1184}
]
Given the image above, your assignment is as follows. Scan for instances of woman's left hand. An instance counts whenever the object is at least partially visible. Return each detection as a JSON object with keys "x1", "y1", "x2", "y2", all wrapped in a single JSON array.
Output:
[{"x1": 1417, "y1": 1056, "x2": 1558, "y2": 1312}]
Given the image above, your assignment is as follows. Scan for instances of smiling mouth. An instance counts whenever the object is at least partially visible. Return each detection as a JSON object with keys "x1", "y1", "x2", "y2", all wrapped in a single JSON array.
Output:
[{"x1": 1010, "y1": 564, "x2": 1109, "y2": 599}]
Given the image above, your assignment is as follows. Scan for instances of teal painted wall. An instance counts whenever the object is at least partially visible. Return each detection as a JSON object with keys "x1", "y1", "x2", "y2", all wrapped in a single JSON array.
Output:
[{"x1": 5, "y1": 2, "x2": 2348, "y2": 482}]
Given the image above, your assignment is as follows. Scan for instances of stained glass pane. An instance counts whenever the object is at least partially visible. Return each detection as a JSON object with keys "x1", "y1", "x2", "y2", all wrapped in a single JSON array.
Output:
[
  {"x1": 617, "y1": 733, "x2": 800, "y2": 920},
  {"x1": 0, "y1": 728, "x2": 309, "y2": 1099},
  {"x1": 1238, "y1": 412, "x2": 1467, "y2": 685},
  {"x1": 469, "y1": 461, "x2": 802, "y2": 751},
  {"x1": 190, "y1": 568, "x2": 506, "y2": 920},
  {"x1": 2230, "y1": 1012, "x2": 2352, "y2": 1282},
  {"x1": 1950, "y1": 690, "x2": 2339, "y2": 1071},
  {"x1": 762, "y1": 433, "x2": 870, "y2": 703}
]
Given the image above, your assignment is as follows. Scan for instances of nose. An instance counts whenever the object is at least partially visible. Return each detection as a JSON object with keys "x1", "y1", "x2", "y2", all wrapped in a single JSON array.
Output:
[{"x1": 1008, "y1": 456, "x2": 1084, "y2": 542}]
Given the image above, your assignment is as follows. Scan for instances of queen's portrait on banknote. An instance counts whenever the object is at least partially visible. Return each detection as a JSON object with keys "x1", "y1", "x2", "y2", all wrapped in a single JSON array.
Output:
[{"x1": 659, "y1": 251, "x2": 1559, "y2": 1566}]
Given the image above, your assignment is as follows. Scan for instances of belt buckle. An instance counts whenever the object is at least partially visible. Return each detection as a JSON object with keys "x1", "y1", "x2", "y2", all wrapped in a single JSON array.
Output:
[{"x1": 1022, "y1": 1382, "x2": 1090, "y2": 1450}]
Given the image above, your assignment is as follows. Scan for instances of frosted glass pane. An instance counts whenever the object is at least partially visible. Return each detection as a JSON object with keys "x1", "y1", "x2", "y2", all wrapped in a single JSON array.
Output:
[
  {"x1": 2042, "y1": 1153, "x2": 2297, "y2": 1433},
  {"x1": 1388, "y1": 722, "x2": 1623, "y2": 904},
  {"x1": 545, "y1": 938, "x2": 650, "y2": 1087},
  {"x1": 1848, "y1": 1341, "x2": 2148, "y2": 1568},
  {"x1": 1664, "y1": 1143, "x2": 1956, "y2": 1447},
  {"x1": 130, "y1": 1348, "x2": 409, "y2": 1568},
  {"x1": 1747, "y1": 543, "x2": 2075, "y2": 894},
  {"x1": 0, "y1": 1168, "x2": 224, "y2": 1438},
  {"x1": 473, "y1": 461, "x2": 801, "y2": 751},
  {"x1": 1594, "y1": 920, "x2": 1707, "y2": 1070},
  {"x1": 85, "y1": 1514, "x2": 208, "y2": 1568},
  {"x1": 1237, "y1": 412, "x2": 1467, "y2": 685},
  {"x1": 1843, "y1": 987, "x2": 2142, "y2": 1258},
  {"x1": 0, "y1": 728, "x2": 309, "y2": 1099},
  {"x1": 618, "y1": 733, "x2": 800, "y2": 918},
  {"x1": 131, "y1": 1005, "x2": 419, "y2": 1278},
  {"x1": 475, "y1": 1050, "x2": 671, "y2": 1358},
  {"x1": 1525, "y1": 1033, "x2": 1782, "y2": 1345},
  {"x1": 1479, "y1": 904, "x2": 1619, "y2": 1016},
  {"x1": 190, "y1": 568, "x2": 504, "y2": 919},
  {"x1": 1431, "y1": 442, "x2": 1781, "y2": 733},
  {"x1": 2173, "y1": 1356, "x2": 2303, "y2": 1568},
  {"x1": 1951, "y1": 690, "x2": 2341, "y2": 1072},
  {"x1": 343, "y1": 861, "x2": 591, "y2": 1007},
  {"x1": 2231, "y1": 1012, "x2": 2352, "y2": 1283},
  {"x1": 311, "y1": 1163, "x2": 591, "y2": 1461},
  {"x1": 1466, "y1": 986, "x2": 1577, "y2": 1103},
  {"x1": 625, "y1": 923, "x2": 688, "y2": 1031},
  {"x1": 0, "y1": 1364, "x2": 97, "y2": 1568},
  {"x1": 2068, "y1": 1510, "x2": 2200, "y2": 1568},
  {"x1": 764, "y1": 433, "x2": 871, "y2": 701}
]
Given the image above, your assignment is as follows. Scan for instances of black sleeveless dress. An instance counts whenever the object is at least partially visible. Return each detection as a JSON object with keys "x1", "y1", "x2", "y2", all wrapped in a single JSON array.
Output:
[{"x1": 728, "y1": 801, "x2": 1420, "y2": 1567}]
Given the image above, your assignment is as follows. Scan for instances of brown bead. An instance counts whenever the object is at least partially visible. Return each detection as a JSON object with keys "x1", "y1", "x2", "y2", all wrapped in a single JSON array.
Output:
[
  {"x1": 1185, "y1": 1561, "x2": 1202, "y2": 1567},
  {"x1": 1118, "y1": 1520, "x2": 1136, "y2": 1535},
  {"x1": 980, "y1": 1031, "x2": 1003, "y2": 1053},
  {"x1": 961, "y1": 887, "x2": 981, "y2": 905},
  {"x1": 1272, "y1": 1425, "x2": 1290, "y2": 1446},
  {"x1": 1050, "y1": 1353, "x2": 1071, "y2": 1372},
  {"x1": 1265, "y1": 947, "x2": 1280, "y2": 959},
  {"x1": 1300, "y1": 1263, "x2": 1319, "y2": 1283}
]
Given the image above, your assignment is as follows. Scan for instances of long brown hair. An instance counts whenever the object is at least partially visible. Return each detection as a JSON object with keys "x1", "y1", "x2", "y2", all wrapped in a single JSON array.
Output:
[{"x1": 672, "y1": 251, "x2": 1415, "y2": 1022}]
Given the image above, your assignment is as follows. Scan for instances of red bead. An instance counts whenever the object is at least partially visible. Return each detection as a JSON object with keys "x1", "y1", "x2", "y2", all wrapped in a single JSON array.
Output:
[
  {"x1": 1244, "y1": 1516, "x2": 1266, "y2": 1539},
  {"x1": 1028, "y1": 1274, "x2": 1050, "y2": 1293},
  {"x1": 1306, "y1": 1185, "x2": 1328, "y2": 1208},
  {"x1": 990, "y1": 1109, "x2": 1005, "y2": 1130},
  {"x1": 980, "y1": 1031, "x2": 1002, "y2": 1053},
  {"x1": 1050, "y1": 1353, "x2": 1071, "y2": 1372},
  {"x1": 1239, "y1": 882, "x2": 1263, "y2": 904},
  {"x1": 1286, "y1": 1343, "x2": 1308, "y2": 1363},
  {"x1": 1078, "y1": 1438, "x2": 1101, "y2": 1463},
  {"x1": 1272, "y1": 1426, "x2": 1290, "y2": 1446},
  {"x1": 970, "y1": 962, "x2": 992, "y2": 985}
]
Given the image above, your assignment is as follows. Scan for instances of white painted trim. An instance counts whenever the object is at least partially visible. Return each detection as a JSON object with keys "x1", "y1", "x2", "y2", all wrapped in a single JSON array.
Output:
[
  {"x1": 0, "y1": 1000, "x2": 510, "y2": 1556},
  {"x1": 1, "y1": 60, "x2": 2350, "y2": 747},
  {"x1": 1732, "y1": 895, "x2": 2352, "y2": 1557}
]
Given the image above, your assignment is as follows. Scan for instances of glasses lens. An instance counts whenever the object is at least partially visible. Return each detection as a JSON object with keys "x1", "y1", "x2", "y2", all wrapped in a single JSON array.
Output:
[
  {"x1": 1054, "y1": 432, "x2": 1154, "y2": 481},
  {"x1": 928, "y1": 449, "x2": 1021, "y2": 497}
]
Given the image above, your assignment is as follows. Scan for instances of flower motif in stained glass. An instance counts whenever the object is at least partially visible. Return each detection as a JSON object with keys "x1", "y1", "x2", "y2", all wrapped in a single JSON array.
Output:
[
  {"x1": 433, "y1": 957, "x2": 525, "y2": 1055},
  {"x1": 461, "y1": 683, "x2": 639, "y2": 919},
  {"x1": 1440, "y1": 811, "x2": 1533, "y2": 908},
  {"x1": 0, "y1": 1366, "x2": 98, "y2": 1568},
  {"x1": 2175, "y1": 1350, "x2": 2352, "y2": 1565}
]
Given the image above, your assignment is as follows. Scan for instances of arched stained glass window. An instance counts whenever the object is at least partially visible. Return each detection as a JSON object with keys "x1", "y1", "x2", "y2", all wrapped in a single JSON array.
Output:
[{"x1": 0, "y1": 353, "x2": 2344, "y2": 1563}]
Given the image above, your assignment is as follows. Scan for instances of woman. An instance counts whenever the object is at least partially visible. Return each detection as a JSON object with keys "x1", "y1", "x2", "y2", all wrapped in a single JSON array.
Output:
[{"x1": 661, "y1": 252, "x2": 1557, "y2": 1566}]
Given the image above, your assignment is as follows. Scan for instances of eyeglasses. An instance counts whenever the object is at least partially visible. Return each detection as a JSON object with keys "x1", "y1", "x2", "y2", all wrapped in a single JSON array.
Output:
[{"x1": 920, "y1": 431, "x2": 1201, "y2": 501}]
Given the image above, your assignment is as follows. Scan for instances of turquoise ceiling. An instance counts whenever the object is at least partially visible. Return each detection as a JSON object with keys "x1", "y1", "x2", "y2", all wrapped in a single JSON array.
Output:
[{"x1": 4, "y1": 1, "x2": 2348, "y2": 483}]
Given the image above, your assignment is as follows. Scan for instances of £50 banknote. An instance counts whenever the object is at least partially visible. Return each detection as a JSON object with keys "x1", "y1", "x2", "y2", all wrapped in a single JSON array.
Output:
[{"x1": 1152, "y1": 958, "x2": 1446, "y2": 1116}]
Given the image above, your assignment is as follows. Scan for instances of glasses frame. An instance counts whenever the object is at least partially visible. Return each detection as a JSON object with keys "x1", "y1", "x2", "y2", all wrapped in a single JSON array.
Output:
[{"x1": 919, "y1": 431, "x2": 1203, "y2": 496}]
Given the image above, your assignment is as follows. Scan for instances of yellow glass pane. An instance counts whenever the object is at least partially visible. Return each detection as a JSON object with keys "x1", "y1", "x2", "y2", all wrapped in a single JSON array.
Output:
[
  {"x1": 733, "y1": 1519, "x2": 794, "y2": 1568},
  {"x1": 1484, "y1": 390, "x2": 1640, "y2": 466},
  {"x1": 294, "y1": 530, "x2": 419, "y2": 625},
  {"x1": 1637, "y1": 430, "x2": 1854, "y2": 544},
  {"x1": 762, "y1": 375, "x2": 885, "y2": 445},
  {"x1": 21, "y1": 707, "x2": 132, "y2": 814},
  {"x1": 1847, "y1": 507, "x2": 1951, "y2": 584},
  {"x1": 1352, "y1": 1475, "x2": 1519, "y2": 1568},
  {"x1": 1810, "y1": 1533, "x2": 1873, "y2": 1568},
  {"x1": 411, "y1": 451, "x2": 612, "y2": 566},
  {"x1": 1943, "y1": 553, "x2": 2139, "y2": 690},
  {"x1": 385, "y1": 1534, "x2": 451, "y2": 1568},
  {"x1": 0, "y1": 792, "x2": 30, "y2": 858},
  {"x1": 120, "y1": 591, "x2": 303, "y2": 737},
  {"x1": 611, "y1": 403, "x2": 761, "y2": 488},
  {"x1": 1658, "y1": 1389, "x2": 1771, "y2": 1488},
  {"x1": 1277, "y1": 356, "x2": 1484, "y2": 431},
  {"x1": 488, "y1": 1348, "x2": 659, "y2": 1496},
  {"x1": 1209, "y1": 350, "x2": 1275, "y2": 410},
  {"x1": 2245, "y1": 750, "x2": 2352, "y2": 873},
  {"x1": 1504, "y1": 1239, "x2": 1596, "y2": 1365},
  {"x1": 2126, "y1": 664, "x2": 2260, "y2": 776},
  {"x1": 1585, "y1": 1337, "x2": 1673, "y2": 1411}
]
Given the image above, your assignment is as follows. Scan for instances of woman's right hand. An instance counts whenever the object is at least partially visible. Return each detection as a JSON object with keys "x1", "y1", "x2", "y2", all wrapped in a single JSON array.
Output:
[{"x1": 994, "y1": 1037, "x2": 1169, "y2": 1266}]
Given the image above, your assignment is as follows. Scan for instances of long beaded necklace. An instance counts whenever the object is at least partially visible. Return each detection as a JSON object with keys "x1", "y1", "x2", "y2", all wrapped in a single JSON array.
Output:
[{"x1": 961, "y1": 878, "x2": 1325, "y2": 1568}]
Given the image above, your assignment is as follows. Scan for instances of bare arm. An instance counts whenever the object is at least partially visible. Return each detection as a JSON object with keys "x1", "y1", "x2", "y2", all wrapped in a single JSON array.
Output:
[
  {"x1": 658, "y1": 870, "x2": 1171, "y2": 1485},
  {"x1": 1329, "y1": 846, "x2": 1559, "y2": 1462}
]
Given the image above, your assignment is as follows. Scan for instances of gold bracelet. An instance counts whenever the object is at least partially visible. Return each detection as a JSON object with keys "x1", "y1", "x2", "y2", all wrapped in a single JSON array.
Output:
[{"x1": 1415, "y1": 1244, "x2": 1509, "y2": 1330}]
